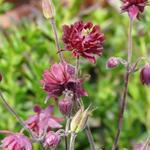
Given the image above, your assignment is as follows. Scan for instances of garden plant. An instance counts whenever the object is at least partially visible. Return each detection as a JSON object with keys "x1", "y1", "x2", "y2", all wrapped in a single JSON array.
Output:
[{"x1": 0, "y1": 0, "x2": 150, "y2": 150}]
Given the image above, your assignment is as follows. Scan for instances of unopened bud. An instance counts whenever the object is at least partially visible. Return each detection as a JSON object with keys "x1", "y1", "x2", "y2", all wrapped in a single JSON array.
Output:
[
  {"x1": 0, "y1": 73, "x2": 2, "y2": 82},
  {"x1": 70, "y1": 108, "x2": 83, "y2": 132},
  {"x1": 140, "y1": 65, "x2": 150, "y2": 86},
  {"x1": 59, "y1": 99, "x2": 72, "y2": 116},
  {"x1": 106, "y1": 57, "x2": 120, "y2": 69},
  {"x1": 42, "y1": 0, "x2": 56, "y2": 19}
]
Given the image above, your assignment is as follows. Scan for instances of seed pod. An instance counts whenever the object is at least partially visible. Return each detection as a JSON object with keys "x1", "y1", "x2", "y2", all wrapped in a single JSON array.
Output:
[
  {"x1": 42, "y1": 0, "x2": 56, "y2": 19},
  {"x1": 75, "y1": 107, "x2": 91, "y2": 133},
  {"x1": 70, "y1": 108, "x2": 83, "y2": 132}
]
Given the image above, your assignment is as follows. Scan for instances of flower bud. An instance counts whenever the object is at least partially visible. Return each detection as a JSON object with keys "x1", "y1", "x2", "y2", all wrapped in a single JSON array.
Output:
[
  {"x1": 70, "y1": 108, "x2": 83, "y2": 132},
  {"x1": 106, "y1": 57, "x2": 120, "y2": 69},
  {"x1": 42, "y1": 0, "x2": 56, "y2": 19},
  {"x1": 58, "y1": 99, "x2": 72, "y2": 116},
  {"x1": 0, "y1": 73, "x2": 2, "y2": 82},
  {"x1": 140, "y1": 65, "x2": 150, "y2": 86},
  {"x1": 44, "y1": 131, "x2": 61, "y2": 149}
]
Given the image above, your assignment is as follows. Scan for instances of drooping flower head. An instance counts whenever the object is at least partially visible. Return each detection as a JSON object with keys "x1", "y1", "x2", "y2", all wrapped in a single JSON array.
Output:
[
  {"x1": 121, "y1": 0, "x2": 149, "y2": 19},
  {"x1": 44, "y1": 131, "x2": 61, "y2": 149},
  {"x1": 0, "y1": 131, "x2": 32, "y2": 150},
  {"x1": 62, "y1": 21, "x2": 105, "y2": 63},
  {"x1": 140, "y1": 65, "x2": 150, "y2": 86},
  {"x1": 25, "y1": 105, "x2": 62, "y2": 137},
  {"x1": 41, "y1": 62, "x2": 87, "y2": 100}
]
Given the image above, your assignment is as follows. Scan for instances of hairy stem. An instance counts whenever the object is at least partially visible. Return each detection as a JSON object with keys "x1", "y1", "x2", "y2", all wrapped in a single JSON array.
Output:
[
  {"x1": 0, "y1": 91, "x2": 35, "y2": 139},
  {"x1": 69, "y1": 133, "x2": 76, "y2": 150},
  {"x1": 85, "y1": 124, "x2": 96, "y2": 150},
  {"x1": 112, "y1": 18, "x2": 133, "y2": 150},
  {"x1": 50, "y1": 18, "x2": 64, "y2": 62}
]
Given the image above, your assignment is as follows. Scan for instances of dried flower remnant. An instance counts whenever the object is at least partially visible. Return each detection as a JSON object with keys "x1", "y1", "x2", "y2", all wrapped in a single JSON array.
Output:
[
  {"x1": 25, "y1": 105, "x2": 62, "y2": 137},
  {"x1": 0, "y1": 132, "x2": 32, "y2": 150},
  {"x1": 44, "y1": 131, "x2": 61, "y2": 149},
  {"x1": 140, "y1": 65, "x2": 150, "y2": 86},
  {"x1": 121, "y1": 0, "x2": 149, "y2": 19},
  {"x1": 62, "y1": 21, "x2": 104, "y2": 63},
  {"x1": 41, "y1": 62, "x2": 87, "y2": 100}
]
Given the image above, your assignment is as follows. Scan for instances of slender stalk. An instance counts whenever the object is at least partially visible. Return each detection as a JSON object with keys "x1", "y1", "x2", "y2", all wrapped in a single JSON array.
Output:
[
  {"x1": 0, "y1": 91, "x2": 35, "y2": 139},
  {"x1": 112, "y1": 18, "x2": 133, "y2": 150},
  {"x1": 65, "y1": 117, "x2": 71, "y2": 150},
  {"x1": 50, "y1": 18, "x2": 64, "y2": 62},
  {"x1": 85, "y1": 124, "x2": 96, "y2": 150},
  {"x1": 69, "y1": 133, "x2": 77, "y2": 150}
]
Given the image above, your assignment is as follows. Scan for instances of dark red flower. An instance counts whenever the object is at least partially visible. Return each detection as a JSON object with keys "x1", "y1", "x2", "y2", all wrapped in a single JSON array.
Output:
[
  {"x1": 62, "y1": 21, "x2": 104, "y2": 63},
  {"x1": 0, "y1": 132, "x2": 32, "y2": 150},
  {"x1": 41, "y1": 62, "x2": 87, "y2": 99},
  {"x1": 25, "y1": 105, "x2": 62, "y2": 137},
  {"x1": 140, "y1": 65, "x2": 150, "y2": 86},
  {"x1": 121, "y1": 0, "x2": 149, "y2": 19}
]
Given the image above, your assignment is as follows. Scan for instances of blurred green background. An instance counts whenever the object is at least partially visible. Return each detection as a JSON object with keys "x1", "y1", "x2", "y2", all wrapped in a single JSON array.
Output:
[{"x1": 0, "y1": 0, "x2": 150, "y2": 149}]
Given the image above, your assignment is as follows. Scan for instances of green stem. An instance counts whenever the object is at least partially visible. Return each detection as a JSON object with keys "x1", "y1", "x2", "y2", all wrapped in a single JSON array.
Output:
[{"x1": 69, "y1": 133, "x2": 77, "y2": 150}]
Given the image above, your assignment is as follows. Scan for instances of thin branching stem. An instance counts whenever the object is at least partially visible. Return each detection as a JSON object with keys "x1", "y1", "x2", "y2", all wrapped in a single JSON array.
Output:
[
  {"x1": 50, "y1": 18, "x2": 64, "y2": 62},
  {"x1": 0, "y1": 91, "x2": 35, "y2": 139},
  {"x1": 112, "y1": 18, "x2": 133, "y2": 150},
  {"x1": 85, "y1": 124, "x2": 96, "y2": 150}
]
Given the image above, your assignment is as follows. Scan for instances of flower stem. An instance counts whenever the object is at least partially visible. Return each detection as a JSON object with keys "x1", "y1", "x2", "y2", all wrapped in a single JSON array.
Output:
[
  {"x1": 85, "y1": 124, "x2": 96, "y2": 150},
  {"x1": 69, "y1": 133, "x2": 77, "y2": 150},
  {"x1": 112, "y1": 18, "x2": 133, "y2": 150},
  {"x1": 0, "y1": 91, "x2": 35, "y2": 139},
  {"x1": 65, "y1": 117, "x2": 71, "y2": 150},
  {"x1": 50, "y1": 18, "x2": 64, "y2": 62}
]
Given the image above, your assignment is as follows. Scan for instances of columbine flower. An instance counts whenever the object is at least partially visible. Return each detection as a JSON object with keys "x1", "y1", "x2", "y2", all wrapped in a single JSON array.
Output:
[
  {"x1": 44, "y1": 131, "x2": 61, "y2": 149},
  {"x1": 62, "y1": 21, "x2": 104, "y2": 63},
  {"x1": 121, "y1": 0, "x2": 149, "y2": 20},
  {"x1": 140, "y1": 65, "x2": 150, "y2": 86},
  {"x1": 25, "y1": 105, "x2": 62, "y2": 137},
  {"x1": 41, "y1": 62, "x2": 87, "y2": 100},
  {"x1": 133, "y1": 143, "x2": 150, "y2": 150},
  {"x1": 0, "y1": 131, "x2": 32, "y2": 150}
]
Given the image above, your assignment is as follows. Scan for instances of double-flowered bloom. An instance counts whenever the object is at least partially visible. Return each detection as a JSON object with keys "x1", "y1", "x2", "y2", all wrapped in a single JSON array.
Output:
[
  {"x1": 41, "y1": 62, "x2": 87, "y2": 100},
  {"x1": 62, "y1": 21, "x2": 104, "y2": 63},
  {"x1": 0, "y1": 132, "x2": 32, "y2": 150}
]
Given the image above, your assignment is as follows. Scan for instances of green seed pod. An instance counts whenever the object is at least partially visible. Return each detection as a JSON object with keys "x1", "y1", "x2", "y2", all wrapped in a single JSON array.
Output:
[
  {"x1": 75, "y1": 107, "x2": 91, "y2": 133},
  {"x1": 42, "y1": 0, "x2": 56, "y2": 19},
  {"x1": 70, "y1": 108, "x2": 83, "y2": 132}
]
